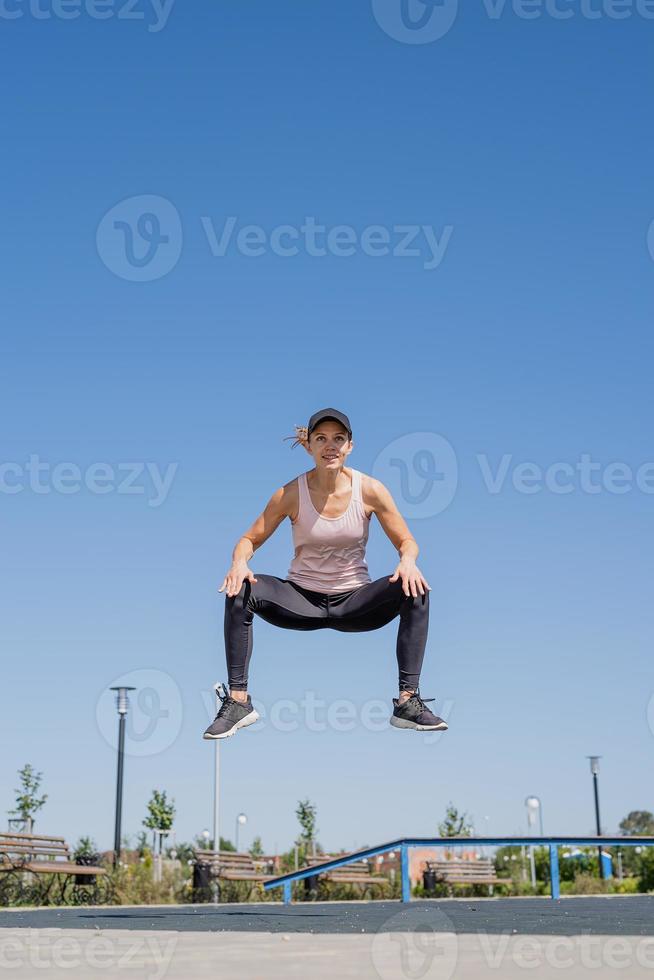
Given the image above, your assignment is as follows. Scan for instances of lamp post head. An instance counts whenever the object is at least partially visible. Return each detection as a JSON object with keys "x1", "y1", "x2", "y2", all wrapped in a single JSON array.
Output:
[
  {"x1": 110, "y1": 686, "x2": 136, "y2": 715},
  {"x1": 525, "y1": 796, "x2": 541, "y2": 810},
  {"x1": 237, "y1": 813, "x2": 248, "y2": 825},
  {"x1": 587, "y1": 756, "x2": 601, "y2": 776}
]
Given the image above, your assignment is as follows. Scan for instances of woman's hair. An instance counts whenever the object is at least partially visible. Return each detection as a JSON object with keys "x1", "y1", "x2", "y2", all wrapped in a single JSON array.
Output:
[{"x1": 282, "y1": 424, "x2": 310, "y2": 449}]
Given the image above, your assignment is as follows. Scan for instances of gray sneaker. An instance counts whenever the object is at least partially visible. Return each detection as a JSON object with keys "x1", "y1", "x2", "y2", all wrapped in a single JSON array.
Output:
[
  {"x1": 203, "y1": 683, "x2": 259, "y2": 739},
  {"x1": 390, "y1": 690, "x2": 448, "y2": 732}
]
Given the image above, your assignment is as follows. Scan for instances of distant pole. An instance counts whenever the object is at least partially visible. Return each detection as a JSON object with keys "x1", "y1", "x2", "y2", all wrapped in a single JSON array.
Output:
[
  {"x1": 110, "y1": 686, "x2": 135, "y2": 869},
  {"x1": 588, "y1": 757, "x2": 604, "y2": 879},
  {"x1": 213, "y1": 742, "x2": 220, "y2": 852},
  {"x1": 212, "y1": 683, "x2": 222, "y2": 853}
]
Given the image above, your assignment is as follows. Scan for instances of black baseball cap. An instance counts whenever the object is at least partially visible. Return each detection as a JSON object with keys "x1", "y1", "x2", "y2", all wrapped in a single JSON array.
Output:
[{"x1": 307, "y1": 408, "x2": 352, "y2": 439}]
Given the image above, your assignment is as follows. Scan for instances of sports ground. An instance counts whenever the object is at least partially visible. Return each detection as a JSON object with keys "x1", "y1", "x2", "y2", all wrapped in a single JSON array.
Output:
[{"x1": 2, "y1": 896, "x2": 654, "y2": 979}]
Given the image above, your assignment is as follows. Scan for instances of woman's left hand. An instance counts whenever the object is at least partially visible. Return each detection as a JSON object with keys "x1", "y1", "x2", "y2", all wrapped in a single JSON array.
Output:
[{"x1": 389, "y1": 560, "x2": 431, "y2": 597}]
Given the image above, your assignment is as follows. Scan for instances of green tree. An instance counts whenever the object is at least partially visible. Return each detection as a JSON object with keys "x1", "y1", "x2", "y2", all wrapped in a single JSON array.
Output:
[
  {"x1": 10, "y1": 764, "x2": 47, "y2": 830},
  {"x1": 296, "y1": 799, "x2": 318, "y2": 847},
  {"x1": 143, "y1": 790, "x2": 175, "y2": 833},
  {"x1": 618, "y1": 811, "x2": 654, "y2": 877},
  {"x1": 73, "y1": 836, "x2": 99, "y2": 861},
  {"x1": 619, "y1": 811, "x2": 654, "y2": 836},
  {"x1": 438, "y1": 803, "x2": 473, "y2": 838},
  {"x1": 637, "y1": 847, "x2": 654, "y2": 891},
  {"x1": 250, "y1": 836, "x2": 264, "y2": 858}
]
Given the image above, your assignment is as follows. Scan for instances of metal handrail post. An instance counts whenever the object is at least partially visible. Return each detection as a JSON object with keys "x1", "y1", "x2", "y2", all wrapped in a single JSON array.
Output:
[
  {"x1": 549, "y1": 844, "x2": 560, "y2": 900},
  {"x1": 400, "y1": 842, "x2": 411, "y2": 903}
]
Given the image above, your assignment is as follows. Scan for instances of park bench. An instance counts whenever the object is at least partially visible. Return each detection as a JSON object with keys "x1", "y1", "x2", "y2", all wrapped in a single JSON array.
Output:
[
  {"x1": 425, "y1": 857, "x2": 511, "y2": 896},
  {"x1": 303, "y1": 854, "x2": 390, "y2": 899},
  {"x1": 193, "y1": 849, "x2": 278, "y2": 901},
  {"x1": 0, "y1": 832, "x2": 108, "y2": 906}
]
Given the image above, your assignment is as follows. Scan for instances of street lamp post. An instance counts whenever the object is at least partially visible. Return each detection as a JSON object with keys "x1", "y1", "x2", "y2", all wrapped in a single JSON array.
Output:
[
  {"x1": 212, "y1": 684, "x2": 223, "y2": 855},
  {"x1": 587, "y1": 756, "x2": 604, "y2": 879},
  {"x1": 110, "y1": 686, "x2": 135, "y2": 869},
  {"x1": 236, "y1": 813, "x2": 247, "y2": 853},
  {"x1": 525, "y1": 797, "x2": 542, "y2": 889},
  {"x1": 525, "y1": 796, "x2": 544, "y2": 836}
]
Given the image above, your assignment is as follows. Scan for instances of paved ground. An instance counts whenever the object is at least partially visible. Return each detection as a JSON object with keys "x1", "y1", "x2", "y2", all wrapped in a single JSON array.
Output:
[
  {"x1": 2, "y1": 896, "x2": 653, "y2": 935},
  {"x1": 2, "y1": 898, "x2": 654, "y2": 979}
]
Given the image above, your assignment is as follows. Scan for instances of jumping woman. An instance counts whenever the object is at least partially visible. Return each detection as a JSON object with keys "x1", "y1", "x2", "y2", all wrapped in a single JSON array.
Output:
[{"x1": 203, "y1": 408, "x2": 448, "y2": 740}]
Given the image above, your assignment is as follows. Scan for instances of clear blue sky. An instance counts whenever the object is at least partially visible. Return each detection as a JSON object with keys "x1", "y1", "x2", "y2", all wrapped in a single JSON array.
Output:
[{"x1": 2, "y1": 2, "x2": 653, "y2": 855}]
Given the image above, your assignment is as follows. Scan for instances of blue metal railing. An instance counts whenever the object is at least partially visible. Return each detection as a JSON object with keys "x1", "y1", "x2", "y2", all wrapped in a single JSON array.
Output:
[{"x1": 263, "y1": 836, "x2": 654, "y2": 904}]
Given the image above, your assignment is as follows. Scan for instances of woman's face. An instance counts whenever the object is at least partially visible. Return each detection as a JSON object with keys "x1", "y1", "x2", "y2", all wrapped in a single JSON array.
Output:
[{"x1": 305, "y1": 421, "x2": 353, "y2": 468}]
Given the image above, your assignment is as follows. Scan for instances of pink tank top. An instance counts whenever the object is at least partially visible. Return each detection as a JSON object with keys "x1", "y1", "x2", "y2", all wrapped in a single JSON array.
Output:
[{"x1": 286, "y1": 468, "x2": 372, "y2": 594}]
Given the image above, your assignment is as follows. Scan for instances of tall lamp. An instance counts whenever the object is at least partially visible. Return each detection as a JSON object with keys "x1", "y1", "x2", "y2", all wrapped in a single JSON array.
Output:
[
  {"x1": 587, "y1": 756, "x2": 604, "y2": 879},
  {"x1": 110, "y1": 686, "x2": 135, "y2": 868}
]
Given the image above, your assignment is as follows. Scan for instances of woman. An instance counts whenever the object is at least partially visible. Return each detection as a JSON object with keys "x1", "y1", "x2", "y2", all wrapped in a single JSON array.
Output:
[{"x1": 203, "y1": 407, "x2": 447, "y2": 739}]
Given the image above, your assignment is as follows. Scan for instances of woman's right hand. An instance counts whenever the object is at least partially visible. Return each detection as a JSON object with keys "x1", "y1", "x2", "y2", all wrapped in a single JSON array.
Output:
[{"x1": 218, "y1": 562, "x2": 258, "y2": 597}]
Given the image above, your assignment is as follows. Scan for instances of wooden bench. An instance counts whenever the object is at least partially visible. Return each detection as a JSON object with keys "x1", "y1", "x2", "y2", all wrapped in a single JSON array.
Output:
[
  {"x1": 303, "y1": 854, "x2": 390, "y2": 899},
  {"x1": 425, "y1": 858, "x2": 510, "y2": 896},
  {"x1": 0, "y1": 832, "x2": 108, "y2": 905},
  {"x1": 194, "y1": 850, "x2": 278, "y2": 901}
]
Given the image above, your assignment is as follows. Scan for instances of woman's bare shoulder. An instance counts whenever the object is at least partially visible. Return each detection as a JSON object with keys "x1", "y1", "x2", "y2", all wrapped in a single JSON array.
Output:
[
  {"x1": 359, "y1": 471, "x2": 382, "y2": 519},
  {"x1": 276, "y1": 475, "x2": 301, "y2": 522}
]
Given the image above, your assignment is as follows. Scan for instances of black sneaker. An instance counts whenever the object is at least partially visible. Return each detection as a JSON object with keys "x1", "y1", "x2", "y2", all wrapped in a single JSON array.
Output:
[
  {"x1": 203, "y1": 683, "x2": 259, "y2": 739},
  {"x1": 390, "y1": 690, "x2": 448, "y2": 732}
]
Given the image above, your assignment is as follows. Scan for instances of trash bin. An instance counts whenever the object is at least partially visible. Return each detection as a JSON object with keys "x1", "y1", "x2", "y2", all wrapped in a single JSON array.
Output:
[
  {"x1": 304, "y1": 874, "x2": 319, "y2": 899},
  {"x1": 423, "y1": 869, "x2": 437, "y2": 895},
  {"x1": 192, "y1": 862, "x2": 213, "y2": 902},
  {"x1": 601, "y1": 852, "x2": 613, "y2": 879},
  {"x1": 75, "y1": 855, "x2": 99, "y2": 886}
]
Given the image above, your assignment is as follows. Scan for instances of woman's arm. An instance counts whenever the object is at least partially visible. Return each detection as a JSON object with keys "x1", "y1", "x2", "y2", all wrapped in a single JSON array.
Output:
[
  {"x1": 219, "y1": 485, "x2": 293, "y2": 597},
  {"x1": 365, "y1": 476, "x2": 431, "y2": 598}
]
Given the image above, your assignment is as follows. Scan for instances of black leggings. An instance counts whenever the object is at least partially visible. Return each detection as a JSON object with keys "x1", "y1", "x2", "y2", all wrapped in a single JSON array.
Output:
[{"x1": 224, "y1": 573, "x2": 429, "y2": 693}]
